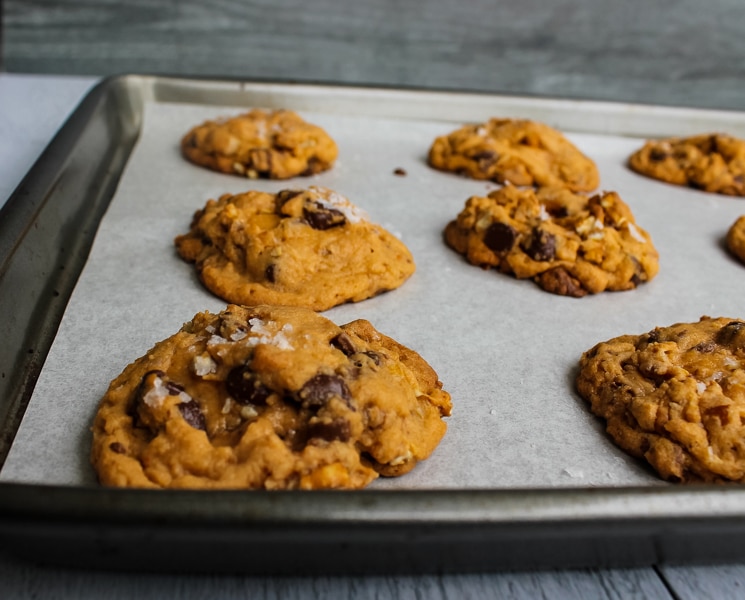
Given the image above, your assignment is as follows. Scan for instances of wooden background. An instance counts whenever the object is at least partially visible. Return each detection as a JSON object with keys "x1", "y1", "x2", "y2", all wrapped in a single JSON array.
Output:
[{"x1": 4, "y1": 0, "x2": 745, "y2": 110}]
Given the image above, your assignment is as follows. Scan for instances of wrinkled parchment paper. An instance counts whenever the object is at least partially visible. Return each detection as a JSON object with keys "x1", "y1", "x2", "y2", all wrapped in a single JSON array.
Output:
[{"x1": 4, "y1": 97, "x2": 745, "y2": 490}]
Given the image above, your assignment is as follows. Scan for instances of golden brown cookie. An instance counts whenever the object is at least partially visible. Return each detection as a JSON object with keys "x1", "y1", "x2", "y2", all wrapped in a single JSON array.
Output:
[
  {"x1": 444, "y1": 185, "x2": 658, "y2": 297},
  {"x1": 175, "y1": 186, "x2": 415, "y2": 311},
  {"x1": 91, "y1": 304, "x2": 452, "y2": 489},
  {"x1": 577, "y1": 317, "x2": 745, "y2": 483},
  {"x1": 427, "y1": 118, "x2": 600, "y2": 192},
  {"x1": 181, "y1": 109, "x2": 338, "y2": 179},
  {"x1": 727, "y1": 216, "x2": 745, "y2": 263},
  {"x1": 628, "y1": 133, "x2": 745, "y2": 196}
]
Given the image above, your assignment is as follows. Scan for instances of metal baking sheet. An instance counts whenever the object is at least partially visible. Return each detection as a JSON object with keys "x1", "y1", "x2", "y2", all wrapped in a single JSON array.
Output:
[{"x1": 3, "y1": 75, "x2": 745, "y2": 573}]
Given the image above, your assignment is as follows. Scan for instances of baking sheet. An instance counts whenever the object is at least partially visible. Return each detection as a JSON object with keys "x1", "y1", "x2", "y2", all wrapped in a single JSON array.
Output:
[{"x1": 4, "y1": 92, "x2": 745, "y2": 491}]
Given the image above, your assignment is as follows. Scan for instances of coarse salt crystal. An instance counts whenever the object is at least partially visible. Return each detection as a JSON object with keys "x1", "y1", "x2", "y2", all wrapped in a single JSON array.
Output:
[
  {"x1": 192, "y1": 354, "x2": 217, "y2": 377},
  {"x1": 312, "y1": 187, "x2": 368, "y2": 223},
  {"x1": 626, "y1": 222, "x2": 646, "y2": 243}
]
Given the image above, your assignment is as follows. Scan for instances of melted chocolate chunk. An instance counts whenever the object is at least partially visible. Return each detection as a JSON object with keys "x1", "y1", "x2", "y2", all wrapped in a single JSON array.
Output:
[
  {"x1": 275, "y1": 189, "x2": 302, "y2": 212},
  {"x1": 178, "y1": 400, "x2": 207, "y2": 431},
  {"x1": 692, "y1": 340, "x2": 717, "y2": 353},
  {"x1": 303, "y1": 201, "x2": 347, "y2": 230},
  {"x1": 297, "y1": 373, "x2": 352, "y2": 410},
  {"x1": 483, "y1": 222, "x2": 517, "y2": 253},
  {"x1": 226, "y1": 365, "x2": 272, "y2": 405},
  {"x1": 536, "y1": 267, "x2": 587, "y2": 298},
  {"x1": 649, "y1": 148, "x2": 669, "y2": 162},
  {"x1": 307, "y1": 418, "x2": 351, "y2": 442},
  {"x1": 301, "y1": 157, "x2": 322, "y2": 176},
  {"x1": 523, "y1": 228, "x2": 556, "y2": 262},
  {"x1": 717, "y1": 321, "x2": 745, "y2": 347},
  {"x1": 165, "y1": 381, "x2": 185, "y2": 395},
  {"x1": 331, "y1": 332, "x2": 357, "y2": 356}
]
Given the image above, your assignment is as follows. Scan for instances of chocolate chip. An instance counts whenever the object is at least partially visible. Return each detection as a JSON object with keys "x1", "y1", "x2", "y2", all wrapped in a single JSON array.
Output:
[
  {"x1": 109, "y1": 442, "x2": 127, "y2": 454},
  {"x1": 226, "y1": 365, "x2": 271, "y2": 405},
  {"x1": 644, "y1": 328, "x2": 660, "y2": 344},
  {"x1": 301, "y1": 157, "x2": 322, "y2": 176},
  {"x1": 307, "y1": 418, "x2": 351, "y2": 442},
  {"x1": 483, "y1": 222, "x2": 517, "y2": 253},
  {"x1": 717, "y1": 321, "x2": 745, "y2": 347},
  {"x1": 535, "y1": 267, "x2": 587, "y2": 298},
  {"x1": 275, "y1": 189, "x2": 302, "y2": 212},
  {"x1": 692, "y1": 341, "x2": 717, "y2": 353},
  {"x1": 331, "y1": 332, "x2": 357, "y2": 356},
  {"x1": 165, "y1": 381, "x2": 185, "y2": 395},
  {"x1": 544, "y1": 204, "x2": 569, "y2": 218},
  {"x1": 523, "y1": 228, "x2": 556, "y2": 261},
  {"x1": 303, "y1": 201, "x2": 347, "y2": 230},
  {"x1": 393, "y1": 167, "x2": 407, "y2": 176},
  {"x1": 178, "y1": 400, "x2": 207, "y2": 431},
  {"x1": 649, "y1": 149, "x2": 669, "y2": 162},
  {"x1": 297, "y1": 373, "x2": 352, "y2": 410},
  {"x1": 265, "y1": 264, "x2": 277, "y2": 283},
  {"x1": 470, "y1": 150, "x2": 498, "y2": 172}
]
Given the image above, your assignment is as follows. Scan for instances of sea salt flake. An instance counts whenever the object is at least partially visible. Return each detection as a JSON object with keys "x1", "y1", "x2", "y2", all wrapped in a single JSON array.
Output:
[
  {"x1": 192, "y1": 354, "x2": 217, "y2": 377},
  {"x1": 312, "y1": 187, "x2": 368, "y2": 223},
  {"x1": 626, "y1": 222, "x2": 646, "y2": 243}
]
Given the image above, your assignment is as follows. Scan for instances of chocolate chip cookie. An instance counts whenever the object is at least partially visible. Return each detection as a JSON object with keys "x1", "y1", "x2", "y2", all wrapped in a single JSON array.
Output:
[
  {"x1": 175, "y1": 186, "x2": 415, "y2": 311},
  {"x1": 629, "y1": 133, "x2": 745, "y2": 196},
  {"x1": 727, "y1": 216, "x2": 745, "y2": 263},
  {"x1": 91, "y1": 304, "x2": 452, "y2": 489},
  {"x1": 444, "y1": 185, "x2": 659, "y2": 297},
  {"x1": 427, "y1": 118, "x2": 600, "y2": 192},
  {"x1": 181, "y1": 109, "x2": 338, "y2": 179},
  {"x1": 577, "y1": 317, "x2": 745, "y2": 483}
]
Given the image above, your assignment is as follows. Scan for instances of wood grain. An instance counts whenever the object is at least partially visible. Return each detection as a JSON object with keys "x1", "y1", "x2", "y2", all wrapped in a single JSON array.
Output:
[
  {"x1": 0, "y1": 550, "x2": 674, "y2": 600},
  {"x1": 5, "y1": 0, "x2": 745, "y2": 109}
]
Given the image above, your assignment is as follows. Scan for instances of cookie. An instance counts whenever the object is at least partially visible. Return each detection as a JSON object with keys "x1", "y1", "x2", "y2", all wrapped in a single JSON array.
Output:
[
  {"x1": 628, "y1": 133, "x2": 745, "y2": 196},
  {"x1": 727, "y1": 216, "x2": 745, "y2": 263},
  {"x1": 427, "y1": 118, "x2": 599, "y2": 192},
  {"x1": 181, "y1": 109, "x2": 338, "y2": 179},
  {"x1": 175, "y1": 186, "x2": 415, "y2": 311},
  {"x1": 577, "y1": 317, "x2": 745, "y2": 483},
  {"x1": 444, "y1": 185, "x2": 658, "y2": 297},
  {"x1": 91, "y1": 304, "x2": 452, "y2": 489}
]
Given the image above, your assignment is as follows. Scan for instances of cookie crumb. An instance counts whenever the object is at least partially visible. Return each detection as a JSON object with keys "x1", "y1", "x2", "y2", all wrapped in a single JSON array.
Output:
[{"x1": 393, "y1": 168, "x2": 407, "y2": 176}]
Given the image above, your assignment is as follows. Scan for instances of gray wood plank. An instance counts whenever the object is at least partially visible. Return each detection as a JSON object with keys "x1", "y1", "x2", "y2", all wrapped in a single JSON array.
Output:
[
  {"x1": 659, "y1": 564, "x2": 745, "y2": 600},
  {"x1": 5, "y1": 0, "x2": 745, "y2": 110},
  {"x1": 0, "y1": 551, "x2": 673, "y2": 600}
]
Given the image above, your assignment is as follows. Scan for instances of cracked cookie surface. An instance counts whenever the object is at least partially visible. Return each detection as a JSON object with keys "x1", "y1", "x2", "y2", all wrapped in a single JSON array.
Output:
[
  {"x1": 91, "y1": 304, "x2": 452, "y2": 489},
  {"x1": 629, "y1": 133, "x2": 745, "y2": 196},
  {"x1": 444, "y1": 185, "x2": 658, "y2": 297},
  {"x1": 175, "y1": 186, "x2": 415, "y2": 311},
  {"x1": 181, "y1": 109, "x2": 338, "y2": 179},
  {"x1": 427, "y1": 118, "x2": 599, "y2": 192},
  {"x1": 577, "y1": 317, "x2": 745, "y2": 483}
]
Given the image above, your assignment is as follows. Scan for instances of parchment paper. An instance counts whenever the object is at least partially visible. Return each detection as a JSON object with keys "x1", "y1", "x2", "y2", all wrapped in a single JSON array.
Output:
[{"x1": 4, "y1": 97, "x2": 745, "y2": 490}]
